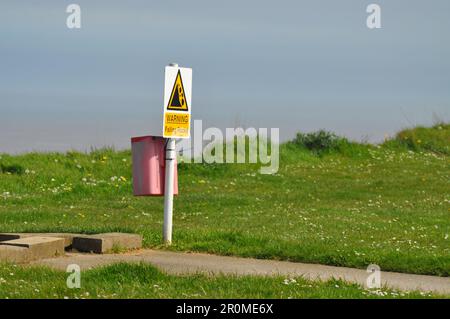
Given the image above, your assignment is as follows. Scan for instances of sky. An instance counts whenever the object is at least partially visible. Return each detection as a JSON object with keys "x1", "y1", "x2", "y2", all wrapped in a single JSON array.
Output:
[{"x1": 1, "y1": 0, "x2": 449, "y2": 153}]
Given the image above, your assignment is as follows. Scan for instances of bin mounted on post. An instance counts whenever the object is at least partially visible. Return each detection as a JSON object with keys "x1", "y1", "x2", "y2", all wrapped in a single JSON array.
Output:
[{"x1": 131, "y1": 135, "x2": 178, "y2": 196}]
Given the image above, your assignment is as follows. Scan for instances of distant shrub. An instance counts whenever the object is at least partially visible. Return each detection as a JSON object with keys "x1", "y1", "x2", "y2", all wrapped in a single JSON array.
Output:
[
  {"x1": 384, "y1": 123, "x2": 450, "y2": 155},
  {"x1": 0, "y1": 163, "x2": 24, "y2": 175},
  {"x1": 291, "y1": 130, "x2": 348, "y2": 154}
]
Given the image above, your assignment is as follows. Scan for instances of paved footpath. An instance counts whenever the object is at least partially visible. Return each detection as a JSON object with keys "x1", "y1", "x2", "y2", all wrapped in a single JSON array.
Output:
[{"x1": 32, "y1": 249, "x2": 450, "y2": 295}]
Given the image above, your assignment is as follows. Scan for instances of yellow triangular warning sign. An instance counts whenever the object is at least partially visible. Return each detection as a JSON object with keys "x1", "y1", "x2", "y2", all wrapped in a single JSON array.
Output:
[{"x1": 167, "y1": 70, "x2": 188, "y2": 111}]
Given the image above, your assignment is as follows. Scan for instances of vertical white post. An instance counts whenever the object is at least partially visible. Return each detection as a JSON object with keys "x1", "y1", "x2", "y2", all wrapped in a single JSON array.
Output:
[
  {"x1": 163, "y1": 137, "x2": 176, "y2": 244},
  {"x1": 163, "y1": 62, "x2": 178, "y2": 245}
]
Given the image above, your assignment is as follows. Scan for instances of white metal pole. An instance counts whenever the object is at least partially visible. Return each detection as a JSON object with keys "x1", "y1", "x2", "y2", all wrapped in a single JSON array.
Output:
[
  {"x1": 163, "y1": 137, "x2": 176, "y2": 244},
  {"x1": 163, "y1": 62, "x2": 178, "y2": 245}
]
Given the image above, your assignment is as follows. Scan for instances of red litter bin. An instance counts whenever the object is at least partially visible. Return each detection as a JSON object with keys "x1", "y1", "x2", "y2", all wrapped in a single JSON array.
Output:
[{"x1": 131, "y1": 136, "x2": 178, "y2": 196}]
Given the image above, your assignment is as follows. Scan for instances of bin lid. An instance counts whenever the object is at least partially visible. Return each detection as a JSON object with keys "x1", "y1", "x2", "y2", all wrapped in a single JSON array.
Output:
[{"x1": 131, "y1": 136, "x2": 164, "y2": 143}]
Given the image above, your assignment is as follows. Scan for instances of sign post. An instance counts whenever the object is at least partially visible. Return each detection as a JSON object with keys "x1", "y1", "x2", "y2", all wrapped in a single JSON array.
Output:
[
  {"x1": 162, "y1": 63, "x2": 192, "y2": 244},
  {"x1": 163, "y1": 137, "x2": 176, "y2": 244}
]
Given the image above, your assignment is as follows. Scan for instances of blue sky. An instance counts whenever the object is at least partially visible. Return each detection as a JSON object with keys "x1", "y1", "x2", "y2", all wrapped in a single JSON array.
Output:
[{"x1": 1, "y1": 0, "x2": 449, "y2": 153}]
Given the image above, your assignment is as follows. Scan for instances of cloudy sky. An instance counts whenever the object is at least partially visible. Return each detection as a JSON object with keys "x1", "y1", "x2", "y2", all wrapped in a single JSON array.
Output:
[{"x1": 1, "y1": 0, "x2": 449, "y2": 153}]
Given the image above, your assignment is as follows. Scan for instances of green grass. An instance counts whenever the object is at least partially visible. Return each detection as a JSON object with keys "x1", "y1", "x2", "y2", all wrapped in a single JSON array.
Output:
[
  {"x1": 0, "y1": 124, "x2": 449, "y2": 279},
  {"x1": 0, "y1": 263, "x2": 441, "y2": 299}
]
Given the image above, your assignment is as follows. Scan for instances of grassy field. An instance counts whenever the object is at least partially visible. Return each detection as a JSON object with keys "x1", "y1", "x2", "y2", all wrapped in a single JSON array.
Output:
[
  {"x1": 0, "y1": 263, "x2": 440, "y2": 299},
  {"x1": 0, "y1": 124, "x2": 449, "y2": 285}
]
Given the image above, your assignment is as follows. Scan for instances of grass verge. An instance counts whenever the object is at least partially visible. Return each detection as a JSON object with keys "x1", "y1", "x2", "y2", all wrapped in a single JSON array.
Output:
[{"x1": 0, "y1": 263, "x2": 443, "y2": 299}]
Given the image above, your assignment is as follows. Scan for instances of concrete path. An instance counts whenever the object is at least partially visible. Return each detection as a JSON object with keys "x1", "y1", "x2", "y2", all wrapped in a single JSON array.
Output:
[{"x1": 31, "y1": 249, "x2": 450, "y2": 295}]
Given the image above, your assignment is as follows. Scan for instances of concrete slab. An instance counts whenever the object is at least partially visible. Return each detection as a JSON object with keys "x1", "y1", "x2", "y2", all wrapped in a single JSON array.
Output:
[
  {"x1": 0, "y1": 236, "x2": 65, "y2": 262},
  {"x1": 0, "y1": 233, "x2": 77, "y2": 248},
  {"x1": 0, "y1": 245, "x2": 31, "y2": 263},
  {"x1": 72, "y1": 233, "x2": 142, "y2": 253}
]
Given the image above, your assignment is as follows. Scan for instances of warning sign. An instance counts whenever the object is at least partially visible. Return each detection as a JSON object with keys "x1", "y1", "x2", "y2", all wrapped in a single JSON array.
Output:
[
  {"x1": 167, "y1": 70, "x2": 188, "y2": 111},
  {"x1": 164, "y1": 112, "x2": 190, "y2": 137},
  {"x1": 163, "y1": 65, "x2": 192, "y2": 139}
]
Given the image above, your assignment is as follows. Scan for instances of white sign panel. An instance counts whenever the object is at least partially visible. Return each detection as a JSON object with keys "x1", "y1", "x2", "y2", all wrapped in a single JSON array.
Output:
[{"x1": 163, "y1": 66, "x2": 192, "y2": 138}]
